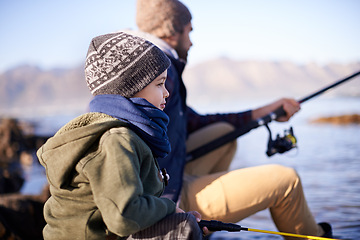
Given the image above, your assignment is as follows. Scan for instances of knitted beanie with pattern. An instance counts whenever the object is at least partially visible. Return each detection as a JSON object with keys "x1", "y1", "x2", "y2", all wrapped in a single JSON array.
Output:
[
  {"x1": 85, "y1": 32, "x2": 170, "y2": 97},
  {"x1": 136, "y1": 0, "x2": 192, "y2": 38}
]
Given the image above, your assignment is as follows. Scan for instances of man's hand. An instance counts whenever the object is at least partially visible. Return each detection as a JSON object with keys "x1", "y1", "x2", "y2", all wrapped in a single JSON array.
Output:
[
  {"x1": 176, "y1": 208, "x2": 211, "y2": 236},
  {"x1": 276, "y1": 98, "x2": 301, "y2": 122},
  {"x1": 252, "y1": 98, "x2": 300, "y2": 122}
]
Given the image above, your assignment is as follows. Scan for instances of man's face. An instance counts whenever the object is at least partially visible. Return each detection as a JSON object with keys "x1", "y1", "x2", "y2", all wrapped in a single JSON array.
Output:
[{"x1": 173, "y1": 22, "x2": 193, "y2": 61}]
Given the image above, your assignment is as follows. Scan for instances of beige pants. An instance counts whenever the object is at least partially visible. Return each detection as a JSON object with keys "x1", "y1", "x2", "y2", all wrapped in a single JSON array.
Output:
[{"x1": 180, "y1": 122, "x2": 323, "y2": 239}]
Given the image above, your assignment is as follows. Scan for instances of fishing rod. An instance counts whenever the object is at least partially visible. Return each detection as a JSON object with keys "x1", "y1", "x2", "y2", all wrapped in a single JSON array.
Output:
[
  {"x1": 186, "y1": 70, "x2": 360, "y2": 162},
  {"x1": 298, "y1": 70, "x2": 360, "y2": 104},
  {"x1": 199, "y1": 220, "x2": 340, "y2": 240}
]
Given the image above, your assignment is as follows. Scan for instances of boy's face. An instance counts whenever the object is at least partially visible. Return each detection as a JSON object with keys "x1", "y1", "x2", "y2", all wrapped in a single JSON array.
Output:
[{"x1": 133, "y1": 70, "x2": 169, "y2": 110}]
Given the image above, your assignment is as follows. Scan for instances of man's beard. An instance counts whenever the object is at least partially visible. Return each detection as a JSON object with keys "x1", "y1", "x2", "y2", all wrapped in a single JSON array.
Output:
[{"x1": 175, "y1": 46, "x2": 188, "y2": 62}]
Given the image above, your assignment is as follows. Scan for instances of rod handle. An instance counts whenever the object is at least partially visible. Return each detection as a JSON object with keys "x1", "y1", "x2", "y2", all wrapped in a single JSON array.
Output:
[
  {"x1": 257, "y1": 106, "x2": 286, "y2": 126},
  {"x1": 198, "y1": 220, "x2": 243, "y2": 232},
  {"x1": 273, "y1": 106, "x2": 286, "y2": 119}
]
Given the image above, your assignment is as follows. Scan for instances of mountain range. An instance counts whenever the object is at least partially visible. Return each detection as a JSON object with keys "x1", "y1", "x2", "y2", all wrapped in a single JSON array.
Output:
[
  {"x1": 1, "y1": 58, "x2": 359, "y2": 118},
  {"x1": 183, "y1": 58, "x2": 360, "y2": 105}
]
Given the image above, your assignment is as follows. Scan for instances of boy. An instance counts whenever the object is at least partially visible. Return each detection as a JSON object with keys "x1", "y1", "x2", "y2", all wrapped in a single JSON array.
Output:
[{"x1": 37, "y1": 32, "x2": 203, "y2": 239}]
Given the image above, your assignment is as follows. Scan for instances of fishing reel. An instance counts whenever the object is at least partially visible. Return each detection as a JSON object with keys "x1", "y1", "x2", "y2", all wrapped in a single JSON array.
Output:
[{"x1": 265, "y1": 124, "x2": 297, "y2": 157}]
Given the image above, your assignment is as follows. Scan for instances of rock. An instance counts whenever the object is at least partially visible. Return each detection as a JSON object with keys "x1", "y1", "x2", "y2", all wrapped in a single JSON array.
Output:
[
  {"x1": 0, "y1": 185, "x2": 49, "y2": 240},
  {"x1": 0, "y1": 118, "x2": 49, "y2": 194},
  {"x1": 310, "y1": 114, "x2": 360, "y2": 125},
  {"x1": 0, "y1": 118, "x2": 50, "y2": 239}
]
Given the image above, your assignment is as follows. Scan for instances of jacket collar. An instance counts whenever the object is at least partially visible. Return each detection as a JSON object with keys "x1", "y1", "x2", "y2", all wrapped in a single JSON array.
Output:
[{"x1": 121, "y1": 29, "x2": 179, "y2": 60}]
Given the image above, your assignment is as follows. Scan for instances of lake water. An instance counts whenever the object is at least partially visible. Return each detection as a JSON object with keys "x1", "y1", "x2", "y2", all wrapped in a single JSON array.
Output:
[
  {"x1": 20, "y1": 97, "x2": 360, "y2": 240},
  {"x1": 208, "y1": 97, "x2": 360, "y2": 240}
]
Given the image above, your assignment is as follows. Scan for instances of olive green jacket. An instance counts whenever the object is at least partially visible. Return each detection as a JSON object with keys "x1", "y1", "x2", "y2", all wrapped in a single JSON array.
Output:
[{"x1": 37, "y1": 113, "x2": 176, "y2": 239}]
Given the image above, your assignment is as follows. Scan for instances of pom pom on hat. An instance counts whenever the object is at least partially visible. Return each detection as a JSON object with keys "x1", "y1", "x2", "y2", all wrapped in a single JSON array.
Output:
[{"x1": 85, "y1": 32, "x2": 170, "y2": 97}]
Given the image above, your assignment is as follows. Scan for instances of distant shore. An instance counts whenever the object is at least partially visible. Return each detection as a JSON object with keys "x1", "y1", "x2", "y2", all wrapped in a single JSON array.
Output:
[{"x1": 310, "y1": 114, "x2": 360, "y2": 125}]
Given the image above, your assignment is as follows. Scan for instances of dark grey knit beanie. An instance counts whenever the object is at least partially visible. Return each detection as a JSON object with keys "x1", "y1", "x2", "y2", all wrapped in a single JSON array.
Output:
[{"x1": 85, "y1": 32, "x2": 171, "y2": 97}]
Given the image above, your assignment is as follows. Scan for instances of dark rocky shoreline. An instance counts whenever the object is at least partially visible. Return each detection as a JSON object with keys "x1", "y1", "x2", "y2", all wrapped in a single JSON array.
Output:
[{"x1": 0, "y1": 118, "x2": 49, "y2": 239}]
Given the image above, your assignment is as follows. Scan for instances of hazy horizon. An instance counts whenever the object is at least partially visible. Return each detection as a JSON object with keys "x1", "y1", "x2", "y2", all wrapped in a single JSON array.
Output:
[{"x1": 1, "y1": 0, "x2": 359, "y2": 72}]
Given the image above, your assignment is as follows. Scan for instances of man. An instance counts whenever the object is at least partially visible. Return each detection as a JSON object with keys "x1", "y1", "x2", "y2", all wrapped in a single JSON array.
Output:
[{"x1": 127, "y1": 0, "x2": 333, "y2": 238}]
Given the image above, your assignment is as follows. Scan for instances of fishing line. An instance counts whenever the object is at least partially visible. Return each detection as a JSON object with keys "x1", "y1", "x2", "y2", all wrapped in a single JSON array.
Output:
[
  {"x1": 245, "y1": 227, "x2": 338, "y2": 240},
  {"x1": 199, "y1": 220, "x2": 340, "y2": 240}
]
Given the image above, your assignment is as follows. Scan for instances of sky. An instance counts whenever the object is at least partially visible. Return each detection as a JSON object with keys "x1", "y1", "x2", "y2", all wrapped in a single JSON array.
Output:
[{"x1": 0, "y1": 0, "x2": 359, "y2": 73}]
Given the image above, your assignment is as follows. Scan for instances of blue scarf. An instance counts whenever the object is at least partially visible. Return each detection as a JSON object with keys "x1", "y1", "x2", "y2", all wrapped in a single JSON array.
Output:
[{"x1": 89, "y1": 94, "x2": 171, "y2": 158}]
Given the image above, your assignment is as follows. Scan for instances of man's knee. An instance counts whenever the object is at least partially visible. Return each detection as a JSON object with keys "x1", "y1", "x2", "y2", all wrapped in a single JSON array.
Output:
[
  {"x1": 268, "y1": 164, "x2": 299, "y2": 181},
  {"x1": 205, "y1": 122, "x2": 235, "y2": 138},
  {"x1": 275, "y1": 164, "x2": 298, "y2": 179},
  {"x1": 267, "y1": 164, "x2": 302, "y2": 199},
  {"x1": 186, "y1": 122, "x2": 235, "y2": 151}
]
